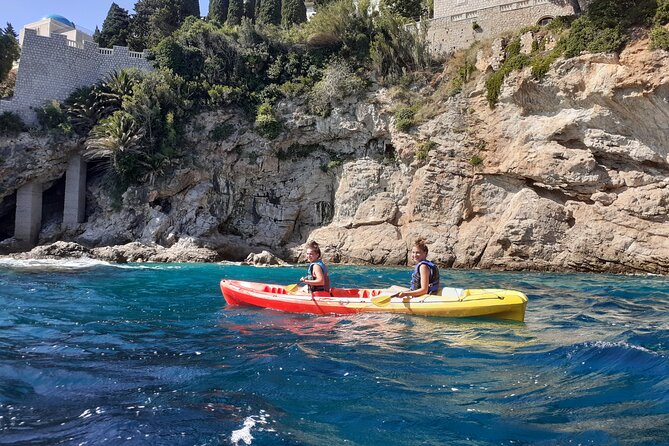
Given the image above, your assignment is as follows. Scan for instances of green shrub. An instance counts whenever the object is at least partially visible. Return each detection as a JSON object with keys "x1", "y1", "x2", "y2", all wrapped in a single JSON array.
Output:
[
  {"x1": 255, "y1": 83, "x2": 283, "y2": 105},
  {"x1": 394, "y1": 106, "x2": 417, "y2": 132},
  {"x1": 485, "y1": 71, "x2": 506, "y2": 108},
  {"x1": 546, "y1": 15, "x2": 575, "y2": 32},
  {"x1": 279, "y1": 76, "x2": 313, "y2": 98},
  {"x1": 255, "y1": 102, "x2": 281, "y2": 139},
  {"x1": 0, "y1": 111, "x2": 26, "y2": 136},
  {"x1": 0, "y1": 69, "x2": 16, "y2": 98},
  {"x1": 369, "y1": 8, "x2": 432, "y2": 84},
  {"x1": 586, "y1": 0, "x2": 656, "y2": 29},
  {"x1": 469, "y1": 155, "x2": 484, "y2": 166},
  {"x1": 505, "y1": 37, "x2": 522, "y2": 58},
  {"x1": 585, "y1": 26, "x2": 627, "y2": 54},
  {"x1": 530, "y1": 49, "x2": 561, "y2": 80},
  {"x1": 36, "y1": 100, "x2": 72, "y2": 135},
  {"x1": 308, "y1": 60, "x2": 365, "y2": 117},
  {"x1": 209, "y1": 122, "x2": 235, "y2": 141},
  {"x1": 152, "y1": 36, "x2": 205, "y2": 81},
  {"x1": 326, "y1": 159, "x2": 343, "y2": 170},
  {"x1": 651, "y1": 25, "x2": 669, "y2": 50},
  {"x1": 208, "y1": 85, "x2": 244, "y2": 107},
  {"x1": 449, "y1": 58, "x2": 476, "y2": 96},
  {"x1": 558, "y1": 0, "x2": 656, "y2": 59},
  {"x1": 415, "y1": 139, "x2": 437, "y2": 160},
  {"x1": 485, "y1": 50, "x2": 530, "y2": 107},
  {"x1": 655, "y1": 0, "x2": 669, "y2": 25}
]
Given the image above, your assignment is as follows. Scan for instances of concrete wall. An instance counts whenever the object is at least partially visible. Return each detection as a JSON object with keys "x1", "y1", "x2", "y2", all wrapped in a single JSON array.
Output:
[
  {"x1": 429, "y1": 0, "x2": 588, "y2": 54},
  {"x1": 0, "y1": 28, "x2": 154, "y2": 124}
]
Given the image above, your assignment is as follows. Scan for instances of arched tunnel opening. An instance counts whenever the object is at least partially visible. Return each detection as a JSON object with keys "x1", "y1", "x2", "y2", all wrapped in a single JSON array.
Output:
[
  {"x1": 41, "y1": 176, "x2": 66, "y2": 230},
  {"x1": 0, "y1": 192, "x2": 16, "y2": 241}
]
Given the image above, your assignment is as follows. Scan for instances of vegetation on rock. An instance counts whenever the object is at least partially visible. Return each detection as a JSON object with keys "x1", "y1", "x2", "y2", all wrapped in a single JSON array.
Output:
[
  {"x1": 96, "y1": 3, "x2": 132, "y2": 48},
  {"x1": 0, "y1": 111, "x2": 26, "y2": 136},
  {"x1": 0, "y1": 24, "x2": 19, "y2": 84}
]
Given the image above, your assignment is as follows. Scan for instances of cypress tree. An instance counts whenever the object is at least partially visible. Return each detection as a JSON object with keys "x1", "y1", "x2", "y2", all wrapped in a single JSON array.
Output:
[
  {"x1": 244, "y1": 0, "x2": 257, "y2": 21},
  {"x1": 313, "y1": 0, "x2": 334, "y2": 8},
  {"x1": 97, "y1": 3, "x2": 131, "y2": 48},
  {"x1": 129, "y1": 0, "x2": 201, "y2": 50},
  {"x1": 181, "y1": 0, "x2": 201, "y2": 18},
  {"x1": 385, "y1": 0, "x2": 425, "y2": 20},
  {"x1": 0, "y1": 23, "x2": 20, "y2": 83},
  {"x1": 227, "y1": 0, "x2": 244, "y2": 25},
  {"x1": 257, "y1": 0, "x2": 282, "y2": 25},
  {"x1": 281, "y1": 0, "x2": 306, "y2": 27},
  {"x1": 209, "y1": 0, "x2": 230, "y2": 23}
]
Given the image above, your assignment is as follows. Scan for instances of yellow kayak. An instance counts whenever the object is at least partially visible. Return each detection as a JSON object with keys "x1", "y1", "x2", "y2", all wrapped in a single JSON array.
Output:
[{"x1": 221, "y1": 280, "x2": 528, "y2": 322}]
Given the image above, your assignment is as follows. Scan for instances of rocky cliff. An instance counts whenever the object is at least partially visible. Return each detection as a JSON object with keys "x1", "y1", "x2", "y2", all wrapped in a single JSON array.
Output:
[{"x1": 1, "y1": 36, "x2": 667, "y2": 273}]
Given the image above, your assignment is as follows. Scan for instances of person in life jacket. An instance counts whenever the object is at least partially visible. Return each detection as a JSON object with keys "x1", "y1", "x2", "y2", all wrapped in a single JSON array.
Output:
[
  {"x1": 299, "y1": 240, "x2": 330, "y2": 293},
  {"x1": 396, "y1": 239, "x2": 440, "y2": 298}
]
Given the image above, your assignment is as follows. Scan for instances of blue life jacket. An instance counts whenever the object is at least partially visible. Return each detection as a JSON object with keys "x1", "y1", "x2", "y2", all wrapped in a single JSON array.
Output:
[
  {"x1": 410, "y1": 260, "x2": 440, "y2": 294},
  {"x1": 307, "y1": 259, "x2": 330, "y2": 292}
]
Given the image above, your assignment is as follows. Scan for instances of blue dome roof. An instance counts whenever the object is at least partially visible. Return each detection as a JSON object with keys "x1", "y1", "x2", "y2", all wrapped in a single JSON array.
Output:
[{"x1": 43, "y1": 14, "x2": 75, "y2": 28}]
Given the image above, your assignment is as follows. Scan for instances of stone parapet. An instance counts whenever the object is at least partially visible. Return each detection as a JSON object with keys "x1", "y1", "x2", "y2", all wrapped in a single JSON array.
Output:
[
  {"x1": 1, "y1": 28, "x2": 153, "y2": 124},
  {"x1": 428, "y1": 0, "x2": 580, "y2": 54}
]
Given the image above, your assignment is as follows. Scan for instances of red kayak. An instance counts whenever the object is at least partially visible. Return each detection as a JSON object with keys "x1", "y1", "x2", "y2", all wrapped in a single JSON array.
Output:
[{"x1": 220, "y1": 279, "x2": 528, "y2": 321}]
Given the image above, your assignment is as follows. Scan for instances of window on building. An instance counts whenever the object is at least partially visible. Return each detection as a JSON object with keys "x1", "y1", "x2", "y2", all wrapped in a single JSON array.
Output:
[{"x1": 537, "y1": 16, "x2": 554, "y2": 26}]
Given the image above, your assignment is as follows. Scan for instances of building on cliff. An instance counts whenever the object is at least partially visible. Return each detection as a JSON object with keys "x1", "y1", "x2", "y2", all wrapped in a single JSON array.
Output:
[
  {"x1": 0, "y1": 15, "x2": 154, "y2": 124},
  {"x1": 427, "y1": 0, "x2": 591, "y2": 54}
]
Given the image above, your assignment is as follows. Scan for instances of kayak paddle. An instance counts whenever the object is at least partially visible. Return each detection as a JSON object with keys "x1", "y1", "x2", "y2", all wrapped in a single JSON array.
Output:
[
  {"x1": 285, "y1": 283, "x2": 300, "y2": 293},
  {"x1": 371, "y1": 293, "x2": 399, "y2": 306}
]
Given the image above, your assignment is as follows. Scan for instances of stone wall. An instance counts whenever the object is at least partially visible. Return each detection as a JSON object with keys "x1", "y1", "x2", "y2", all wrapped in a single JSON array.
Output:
[
  {"x1": 0, "y1": 28, "x2": 153, "y2": 124},
  {"x1": 429, "y1": 0, "x2": 587, "y2": 54}
]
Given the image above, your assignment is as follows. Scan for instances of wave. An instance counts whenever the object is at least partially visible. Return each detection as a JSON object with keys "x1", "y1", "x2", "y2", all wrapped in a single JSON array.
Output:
[
  {"x1": 230, "y1": 411, "x2": 272, "y2": 446},
  {"x1": 0, "y1": 257, "x2": 113, "y2": 271},
  {"x1": 564, "y1": 340, "x2": 668, "y2": 377}
]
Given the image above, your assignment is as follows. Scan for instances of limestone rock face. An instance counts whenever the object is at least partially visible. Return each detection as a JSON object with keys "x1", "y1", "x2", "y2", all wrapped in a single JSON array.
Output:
[
  {"x1": 1, "y1": 38, "x2": 668, "y2": 274},
  {"x1": 9, "y1": 239, "x2": 220, "y2": 263},
  {"x1": 244, "y1": 250, "x2": 289, "y2": 266}
]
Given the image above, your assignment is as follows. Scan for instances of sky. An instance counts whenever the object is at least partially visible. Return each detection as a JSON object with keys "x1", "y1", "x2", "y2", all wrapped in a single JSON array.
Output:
[{"x1": 1, "y1": 0, "x2": 210, "y2": 34}]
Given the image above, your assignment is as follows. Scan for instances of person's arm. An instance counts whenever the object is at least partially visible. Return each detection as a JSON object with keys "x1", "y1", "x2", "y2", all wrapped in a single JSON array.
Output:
[
  {"x1": 301, "y1": 264, "x2": 325, "y2": 287},
  {"x1": 397, "y1": 264, "x2": 430, "y2": 298}
]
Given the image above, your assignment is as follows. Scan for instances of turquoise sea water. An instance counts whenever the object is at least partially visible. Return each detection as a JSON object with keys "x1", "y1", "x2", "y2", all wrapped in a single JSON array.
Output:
[{"x1": 0, "y1": 259, "x2": 667, "y2": 446}]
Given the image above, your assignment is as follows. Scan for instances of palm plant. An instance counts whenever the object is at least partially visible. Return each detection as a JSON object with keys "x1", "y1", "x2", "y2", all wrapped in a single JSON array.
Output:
[
  {"x1": 95, "y1": 69, "x2": 141, "y2": 118},
  {"x1": 85, "y1": 111, "x2": 147, "y2": 175},
  {"x1": 65, "y1": 86, "x2": 103, "y2": 135}
]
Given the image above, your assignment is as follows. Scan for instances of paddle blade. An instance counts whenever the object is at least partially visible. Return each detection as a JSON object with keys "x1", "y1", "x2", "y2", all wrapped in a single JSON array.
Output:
[
  {"x1": 371, "y1": 294, "x2": 394, "y2": 306},
  {"x1": 285, "y1": 283, "x2": 300, "y2": 293}
]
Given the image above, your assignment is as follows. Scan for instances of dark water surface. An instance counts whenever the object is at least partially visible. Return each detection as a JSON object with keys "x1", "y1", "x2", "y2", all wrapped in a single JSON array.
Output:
[{"x1": 0, "y1": 259, "x2": 667, "y2": 446}]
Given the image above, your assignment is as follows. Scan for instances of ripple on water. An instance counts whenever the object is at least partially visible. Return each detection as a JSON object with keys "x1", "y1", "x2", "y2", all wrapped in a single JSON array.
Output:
[{"x1": 0, "y1": 263, "x2": 667, "y2": 445}]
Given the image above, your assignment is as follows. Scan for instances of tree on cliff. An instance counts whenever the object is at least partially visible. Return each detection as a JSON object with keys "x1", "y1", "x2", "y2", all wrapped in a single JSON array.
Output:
[
  {"x1": 128, "y1": 0, "x2": 203, "y2": 51},
  {"x1": 227, "y1": 0, "x2": 245, "y2": 25},
  {"x1": 208, "y1": 0, "x2": 230, "y2": 23},
  {"x1": 0, "y1": 23, "x2": 19, "y2": 83},
  {"x1": 96, "y1": 3, "x2": 131, "y2": 48},
  {"x1": 182, "y1": 0, "x2": 201, "y2": 17},
  {"x1": 281, "y1": 0, "x2": 307, "y2": 27},
  {"x1": 314, "y1": 0, "x2": 335, "y2": 9},
  {"x1": 257, "y1": 0, "x2": 282, "y2": 25},
  {"x1": 245, "y1": 0, "x2": 257, "y2": 21},
  {"x1": 384, "y1": 0, "x2": 425, "y2": 20}
]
